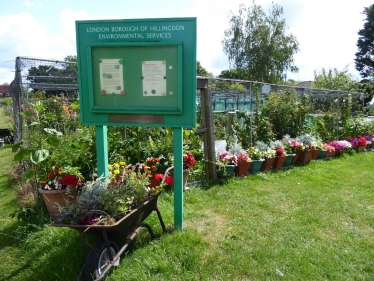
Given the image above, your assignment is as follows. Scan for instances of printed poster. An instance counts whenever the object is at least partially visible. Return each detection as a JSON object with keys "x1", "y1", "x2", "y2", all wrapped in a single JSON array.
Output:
[
  {"x1": 142, "y1": 61, "x2": 166, "y2": 96},
  {"x1": 99, "y1": 59, "x2": 125, "y2": 95}
]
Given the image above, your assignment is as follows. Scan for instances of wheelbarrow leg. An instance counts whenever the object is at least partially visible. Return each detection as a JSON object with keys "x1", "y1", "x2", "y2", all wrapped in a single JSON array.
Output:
[
  {"x1": 101, "y1": 230, "x2": 114, "y2": 262},
  {"x1": 80, "y1": 231, "x2": 89, "y2": 255},
  {"x1": 155, "y1": 205, "x2": 166, "y2": 233},
  {"x1": 141, "y1": 223, "x2": 156, "y2": 239}
]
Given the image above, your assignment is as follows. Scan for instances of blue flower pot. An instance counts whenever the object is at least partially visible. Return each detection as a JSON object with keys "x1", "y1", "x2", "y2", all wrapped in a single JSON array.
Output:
[
  {"x1": 249, "y1": 160, "x2": 264, "y2": 174},
  {"x1": 217, "y1": 165, "x2": 236, "y2": 179}
]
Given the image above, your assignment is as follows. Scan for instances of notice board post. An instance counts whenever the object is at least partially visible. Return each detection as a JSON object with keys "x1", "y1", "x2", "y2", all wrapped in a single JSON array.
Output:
[{"x1": 76, "y1": 18, "x2": 196, "y2": 230}]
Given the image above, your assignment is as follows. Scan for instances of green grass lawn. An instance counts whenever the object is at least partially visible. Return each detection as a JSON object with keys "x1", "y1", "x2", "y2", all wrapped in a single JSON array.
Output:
[{"x1": 1, "y1": 107, "x2": 374, "y2": 280}]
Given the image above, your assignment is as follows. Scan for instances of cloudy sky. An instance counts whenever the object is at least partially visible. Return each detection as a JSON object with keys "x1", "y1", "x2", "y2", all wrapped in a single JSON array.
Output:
[{"x1": 0, "y1": 0, "x2": 372, "y2": 84}]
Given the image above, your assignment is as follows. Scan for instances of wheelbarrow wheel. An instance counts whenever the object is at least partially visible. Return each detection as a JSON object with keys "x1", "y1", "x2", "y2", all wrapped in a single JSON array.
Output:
[{"x1": 84, "y1": 240, "x2": 118, "y2": 280}]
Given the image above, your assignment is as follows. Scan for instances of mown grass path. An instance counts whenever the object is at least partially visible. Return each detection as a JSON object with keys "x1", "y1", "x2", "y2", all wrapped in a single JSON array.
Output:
[{"x1": 0, "y1": 107, "x2": 373, "y2": 280}]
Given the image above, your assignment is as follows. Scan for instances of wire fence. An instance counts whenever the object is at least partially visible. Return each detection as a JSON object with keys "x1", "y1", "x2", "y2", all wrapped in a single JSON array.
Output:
[{"x1": 10, "y1": 56, "x2": 78, "y2": 142}]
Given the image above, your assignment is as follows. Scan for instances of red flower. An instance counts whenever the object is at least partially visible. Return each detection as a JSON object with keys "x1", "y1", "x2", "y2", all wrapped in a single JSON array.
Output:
[
  {"x1": 183, "y1": 152, "x2": 196, "y2": 169},
  {"x1": 154, "y1": 173, "x2": 164, "y2": 181},
  {"x1": 61, "y1": 174, "x2": 79, "y2": 187},
  {"x1": 275, "y1": 147, "x2": 285, "y2": 157},
  {"x1": 49, "y1": 173, "x2": 56, "y2": 179},
  {"x1": 164, "y1": 176, "x2": 174, "y2": 185}
]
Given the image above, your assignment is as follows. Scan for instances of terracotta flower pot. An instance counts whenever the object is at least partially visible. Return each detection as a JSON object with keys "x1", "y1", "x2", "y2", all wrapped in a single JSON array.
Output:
[
  {"x1": 149, "y1": 172, "x2": 161, "y2": 188},
  {"x1": 168, "y1": 169, "x2": 189, "y2": 191},
  {"x1": 325, "y1": 151, "x2": 336, "y2": 158},
  {"x1": 235, "y1": 161, "x2": 252, "y2": 177},
  {"x1": 356, "y1": 145, "x2": 365, "y2": 152},
  {"x1": 291, "y1": 152, "x2": 300, "y2": 164},
  {"x1": 261, "y1": 157, "x2": 275, "y2": 171},
  {"x1": 312, "y1": 149, "x2": 321, "y2": 160},
  {"x1": 273, "y1": 156, "x2": 286, "y2": 169},
  {"x1": 38, "y1": 188, "x2": 75, "y2": 215},
  {"x1": 298, "y1": 150, "x2": 312, "y2": 164}
]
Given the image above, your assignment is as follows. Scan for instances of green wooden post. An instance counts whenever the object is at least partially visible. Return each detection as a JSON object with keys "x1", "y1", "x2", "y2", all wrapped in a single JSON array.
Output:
[
  {"x1": 96, "y1": 125, "x2": 109, "y2": 178},
  {"x1": 173, "y1": 127, "x2": 183, "y2": 230}
]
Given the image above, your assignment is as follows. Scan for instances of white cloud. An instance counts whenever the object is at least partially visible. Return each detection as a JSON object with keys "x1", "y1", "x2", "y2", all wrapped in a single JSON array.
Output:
[
  {"x1": 23, "y1": 1, "x2": 44, "y2": 9},
  {"x1": 0, "y1": 0, "x2": 373, "y2": 84}
]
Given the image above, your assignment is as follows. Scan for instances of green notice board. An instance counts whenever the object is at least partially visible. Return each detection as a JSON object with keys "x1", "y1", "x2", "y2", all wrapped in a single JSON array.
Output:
[{"x1": 76, "y1": 18, "x2": 196, "y2": 127}]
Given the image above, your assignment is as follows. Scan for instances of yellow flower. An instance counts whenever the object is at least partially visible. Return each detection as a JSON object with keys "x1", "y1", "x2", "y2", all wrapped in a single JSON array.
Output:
[
  {"x1": 114, "y1": 169, "x2": 120, "y2": 175},
  {"x1": 108, "y1": 164, "x2": 112, "y2": 170},
  {"x1": 119, "y1": 161, "x2": 126, "y2": 166},
  {"x1": 113, "y1": 163, "x2": 120, "y2": 169}
]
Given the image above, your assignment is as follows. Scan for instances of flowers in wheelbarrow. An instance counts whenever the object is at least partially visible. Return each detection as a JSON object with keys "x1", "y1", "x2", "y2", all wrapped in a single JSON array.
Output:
[{"x1": 54, "y1": 169, "x2": 163, "y2": 225}]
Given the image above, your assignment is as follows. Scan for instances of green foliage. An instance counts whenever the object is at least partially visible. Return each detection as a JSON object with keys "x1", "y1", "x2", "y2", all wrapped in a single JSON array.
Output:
[
  {"x1": 222, "y1": 1, "x2": 299, "y2": 83},
  {"x1": 0, "y1": 97, "x2": 12, "y2": 107},
  {"x1": 312, "y1": 67, "x2": 358, "y2": 91},
  {"x1": 218, "y1": 69, "x2": 245, "y2": 79},
  {"x1": 197, "y1": 61, "x2": 211, "y2": 77},
  {"x1": 212, "y1": 113, "x2": 228, "y2": 140},
  {"x1": 261, "y1": 90, "x2": 310, "y2": 139},
  {"x1": 313, "y1": 97, "x2": 353, "y2": 142},
  {"x1": 355, "y1": 4, "x2": 374, "y2": 78},
  {"x1": 344, "y1": 116, "x2": 372, "y2": 137}
]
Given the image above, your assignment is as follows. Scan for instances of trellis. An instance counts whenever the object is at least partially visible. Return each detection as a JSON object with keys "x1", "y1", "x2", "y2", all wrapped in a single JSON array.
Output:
[
  {"x1": 196, "y1": 77, "x2": 363, "y2": 113},
  {"x1": 10, "y1": 56, "x2": 78, "y2": 142},
  {"x1": 195, "y1": 77, "x2": 366, "y2": 180}
]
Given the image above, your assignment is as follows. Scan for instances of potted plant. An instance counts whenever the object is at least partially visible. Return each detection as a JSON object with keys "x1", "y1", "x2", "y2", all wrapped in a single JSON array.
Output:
[
  {"x1": 216, "y1": 150, "x2": 237, "y2": 179},
  {"x1": 283, "y1": 135, "x2": 305, "y2": 165},
  {"x1": 323, "y1": 143, "x2": 336, "y2": 158},
  {"x1": 282, "y1": 135, "x2": 297, "y2": 167},
  {"x1": 271, "y1": 140, "x2": 287, "y2": 169},
  {"x1": 246, "y1": 146, "x2": 264, "y2": 174},
  {"x1": 167, "y1": 151, "x2": 196, "y2": 191},
  {"x1": 255, "y1": 141, "x2": 275, "y2": 171},
  {"x1": 296, "y1": 134, "x2": 314, "y2": 164},
  {"x1": 38, "y1": 165, "x2": 84, "y2": 215},
  {"x1": 234, "y1": 152, "x2": 252, "y2": 176},
  {"x1": 144, "y1": 155, "x2": 169, "y2": 188},
  {"x1": 346, "y1": 135, "x2": 367, "y2": 152},
  {"x1": 311, "y1": 138, "x2": 324, "y2": 160},
  {"x1": 362, "y1": 132, "x2": 373, "y2": 149},
  {"x1": 328, "y1": 140, "x2": 352, "y2": 155}
]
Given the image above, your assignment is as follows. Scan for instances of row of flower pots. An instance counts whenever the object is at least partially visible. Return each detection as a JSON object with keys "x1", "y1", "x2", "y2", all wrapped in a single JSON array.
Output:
[{"x1": 217, "y1": 144, "x2": 373, "y2": 179}]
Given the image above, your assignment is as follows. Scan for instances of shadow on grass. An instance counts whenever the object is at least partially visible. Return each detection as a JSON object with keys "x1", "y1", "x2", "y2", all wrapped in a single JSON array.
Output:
[{"x1": 0, "y1": 222, "x2": 86, "y2": 281}]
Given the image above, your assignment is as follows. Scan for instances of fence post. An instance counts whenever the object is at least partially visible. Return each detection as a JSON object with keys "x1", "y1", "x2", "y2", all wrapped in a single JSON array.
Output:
[
  {"x1": 200, "y1": 86, "x2": 217, "y2": 181},
  {"x1": 226, "y1": 112, "x2": 235, "y2": 140}
]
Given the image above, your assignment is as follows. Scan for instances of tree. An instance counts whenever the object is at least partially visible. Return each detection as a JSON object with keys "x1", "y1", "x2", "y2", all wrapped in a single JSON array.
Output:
[
  {"x1": 313, "y1": 67, "x2": 358, "y2": 91},
  {"x1": 197, "y1": 61, "x2": 214, "y2": 77},
  {"x1": 355, "y1": 4, "x2": 374, "y2": 78},
  {"x1": 218, "y1": 69, "x2": 245, "y2": 80},
  {"x1": 222, "y1": 1, "x2": 299, "y2": 83},
  {"x1": 312, "y1": 67, "x2": 374, "y2": 112}
]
